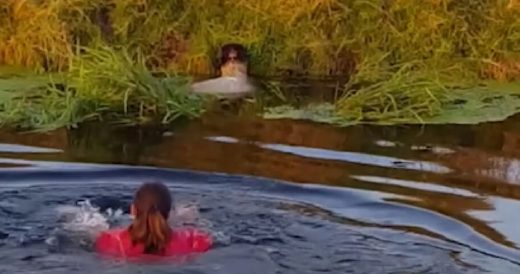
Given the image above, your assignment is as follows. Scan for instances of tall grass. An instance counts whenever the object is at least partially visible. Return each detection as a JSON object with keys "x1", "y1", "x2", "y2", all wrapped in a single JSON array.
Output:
[
  {"x1": 1, "y1": 0, "x2": 519, "y2": 127},
  {"x1": 0, "y1": 46, "x2": 204, "y2": 131},
  {"x1": 336, "y1": 62, "x2": 449, "y2": 123},
  {"x1": 0, "y1": 0, "x2": 106, "y2": 72},
  {"x1": 67, "y1": 46, "x2": 204, "y2": 123},
  {"x1": 1, "y1": 0, "x2": 518, "y2": 78}
]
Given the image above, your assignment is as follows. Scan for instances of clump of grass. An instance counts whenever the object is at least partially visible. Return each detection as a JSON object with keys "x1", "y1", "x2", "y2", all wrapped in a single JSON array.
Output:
[
  {"x1": 0, "y1": 46, "x2": 205, "y2": 131},
  {"x1": 0, "y1": 83, "x2": 86, "y2": 131},
  {"x1": 335, "y1": 60, "x2": 449, "y2": 123},
  {"x1": 67, "y1": 45, "x2": 205, "y2": 124}
]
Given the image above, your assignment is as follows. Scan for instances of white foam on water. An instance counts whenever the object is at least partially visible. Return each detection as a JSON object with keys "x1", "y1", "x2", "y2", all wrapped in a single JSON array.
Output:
[
  {"x1": 171, "y1": 203, "x2": 231, "y2": 245},
  {"x1": 46, "y1": 199, "x2": 127, "y2": 250},
  {"x1": 55, "y1": 200, "x2": 125, "y2": 238}
]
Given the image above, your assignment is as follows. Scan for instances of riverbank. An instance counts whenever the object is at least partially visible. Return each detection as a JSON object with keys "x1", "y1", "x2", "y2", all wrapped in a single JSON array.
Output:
[
  {"x1": 1, "y1": 0, "x2": 520, "y2": 131},
  {"x1": 0, "y1": 47, "x2": 206, "y2": 131}
]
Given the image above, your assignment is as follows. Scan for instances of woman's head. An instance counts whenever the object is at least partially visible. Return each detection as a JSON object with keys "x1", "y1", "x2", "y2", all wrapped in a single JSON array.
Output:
[{"x1": 128, "y1": 182, "x2": 173, "y2": 254}]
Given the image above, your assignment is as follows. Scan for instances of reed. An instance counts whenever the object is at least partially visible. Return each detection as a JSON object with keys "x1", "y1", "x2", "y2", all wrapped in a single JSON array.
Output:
[
  {"x1": 1, "y1": 0, "x2": 518, "y2": 77},
  {"x1": 335, "y1": 62, "x2": 449, "y2": 123},
  {"x1": 0, "y1": 0, "x2": 519, "y2": 128},
  {"x1": 0, "y1": 46, "x2": 204, "y2": 131}
]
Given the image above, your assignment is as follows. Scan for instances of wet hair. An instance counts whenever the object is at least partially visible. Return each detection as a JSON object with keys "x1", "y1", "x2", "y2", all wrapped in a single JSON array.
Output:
[
  {"x1": 216, "y1": 43, "x2": 249, "y2": 73},
  {"x1": 128, "y1": 182, "x2": 172, "y2": 254}
]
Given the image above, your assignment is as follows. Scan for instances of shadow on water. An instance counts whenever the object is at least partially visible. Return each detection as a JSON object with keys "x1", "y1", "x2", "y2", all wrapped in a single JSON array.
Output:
[{"x1": 1, "y1": 105, "x2": 520, "y2": 272}]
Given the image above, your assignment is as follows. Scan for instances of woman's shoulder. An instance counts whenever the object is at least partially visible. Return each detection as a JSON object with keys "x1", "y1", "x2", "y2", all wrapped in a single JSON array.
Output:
[
  {"x1": 95, "y1": 228, "x2": 128, "y2": 256},
  {"x1": 168, "y1": 227, "x2": 213, "y2": 253}
]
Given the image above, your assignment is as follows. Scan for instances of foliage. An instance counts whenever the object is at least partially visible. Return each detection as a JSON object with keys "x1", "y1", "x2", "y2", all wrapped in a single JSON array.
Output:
[
  {"x1": 1, "y1": 0, "x2": 520, "y2": 129},
  {"x1": 67, "y1": 46, "x2": 204, "y2": 123},
  {"x1": 335, "y1": 62, "x2": 450, "y2": 123},
  {"x1": 264, "y1": 82, "x2": 520, "y2": 126},
  {"x1": 0, "y1": 46, "x2": 204, "y2": 131},
  {"x1": 1, "y1": 0, "x2": 518, "y2": 79}
]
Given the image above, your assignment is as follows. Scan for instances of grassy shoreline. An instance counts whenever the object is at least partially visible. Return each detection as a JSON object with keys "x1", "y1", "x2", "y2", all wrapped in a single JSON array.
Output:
[
  {"x1": 0, "y1": 46, "x2": 206, "y2": 131},
  {"x1": 1, "y1": 0, "x2": 520, "y2": 131}
]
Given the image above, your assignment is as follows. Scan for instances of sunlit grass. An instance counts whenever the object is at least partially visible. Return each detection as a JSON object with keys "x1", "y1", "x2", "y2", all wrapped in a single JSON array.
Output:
[
  {"x1": 1, "y1": 0, "x2": 518, "y2": 78},
  {"x1": 67, "y1": 45, "x2": 205, "y2": 123},
  {"x1": 335, "y1": 62, "x2": 449, "y2": 123},
  {"x1": 0, "y1": 0, "x2": 520, "y2": 129},
  {"x1": 0, "y1": 46, "x2": 205, "y2": 131}
]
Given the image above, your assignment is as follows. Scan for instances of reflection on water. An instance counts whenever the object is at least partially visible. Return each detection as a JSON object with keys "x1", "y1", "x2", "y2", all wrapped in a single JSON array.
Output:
[
  {"x1": 3, "y1": 176, "x2": 511, "y2": 274},
  {"x1": 0, "y1": 143, "x2": 63, "y2": 154},
  {"x1": 1, "y1": 113, "x2": 520, "y2": 272}
]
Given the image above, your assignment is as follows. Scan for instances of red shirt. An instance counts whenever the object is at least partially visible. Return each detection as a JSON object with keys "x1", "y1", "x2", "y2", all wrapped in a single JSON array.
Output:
[{"x1": 95, "y1": 227, "x2": 212, "y2": 260}]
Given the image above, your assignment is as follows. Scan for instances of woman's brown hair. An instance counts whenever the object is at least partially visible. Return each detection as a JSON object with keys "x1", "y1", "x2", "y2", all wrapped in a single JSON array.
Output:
[{"x1": 128, "y1": 182, "x2": 173, "y2": 254}]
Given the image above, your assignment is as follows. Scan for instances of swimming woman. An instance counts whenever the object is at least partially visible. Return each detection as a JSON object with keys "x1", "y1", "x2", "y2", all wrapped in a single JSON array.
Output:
[{"x1": 95, "y1": 182, "x2": 212, "y2": 259}]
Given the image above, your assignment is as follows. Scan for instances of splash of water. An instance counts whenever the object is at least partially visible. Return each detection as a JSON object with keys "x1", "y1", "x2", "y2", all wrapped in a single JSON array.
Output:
[
  {"x1": 46, "y1": 199, "x2": 230, "y2": 250},
  {"x1": 46, "y1": 199, "x2": 126, "y2": 251},
  {"x1": 56, "y1": 200, "x2": 125, "y2": 236},
  {"x1": 172, "y1": 203, "x2": 231, "y2": 245}
]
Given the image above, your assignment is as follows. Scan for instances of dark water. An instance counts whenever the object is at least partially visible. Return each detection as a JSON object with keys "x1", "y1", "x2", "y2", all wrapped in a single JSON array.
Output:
[{"x1": 1, "y1": 111, "x2": 520, "y2": 273}]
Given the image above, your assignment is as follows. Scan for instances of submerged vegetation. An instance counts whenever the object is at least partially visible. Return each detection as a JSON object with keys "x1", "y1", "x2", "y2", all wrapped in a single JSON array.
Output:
[{"x1": 1, "y1": 0, "x2": 520, "y2": 130}]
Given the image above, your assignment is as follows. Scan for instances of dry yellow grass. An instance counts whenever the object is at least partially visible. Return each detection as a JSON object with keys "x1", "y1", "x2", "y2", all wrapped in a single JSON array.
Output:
[{"x1": 0, "y1": 0, "x2": 519, "y2": 80}]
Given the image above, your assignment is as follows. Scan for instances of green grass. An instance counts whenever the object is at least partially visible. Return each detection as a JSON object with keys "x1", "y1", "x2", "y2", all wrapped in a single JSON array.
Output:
[
  {"x1": 264, "y1": 82, "x2": 520, "y2": 126},
  {"x1": 1, "y1": 0, "x2": 520, "y2": 130},
  {"x1": 334, "y1": 62, "x2": 448, "y2": 123},
  {"x1": 0, "y1": 46, "x2": 205, "y2": 131}
]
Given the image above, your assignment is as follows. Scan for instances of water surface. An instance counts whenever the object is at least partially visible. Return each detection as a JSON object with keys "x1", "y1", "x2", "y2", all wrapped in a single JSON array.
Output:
[{"x1": 1, "y1": 111, "x2": 520, "y2": 273}]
